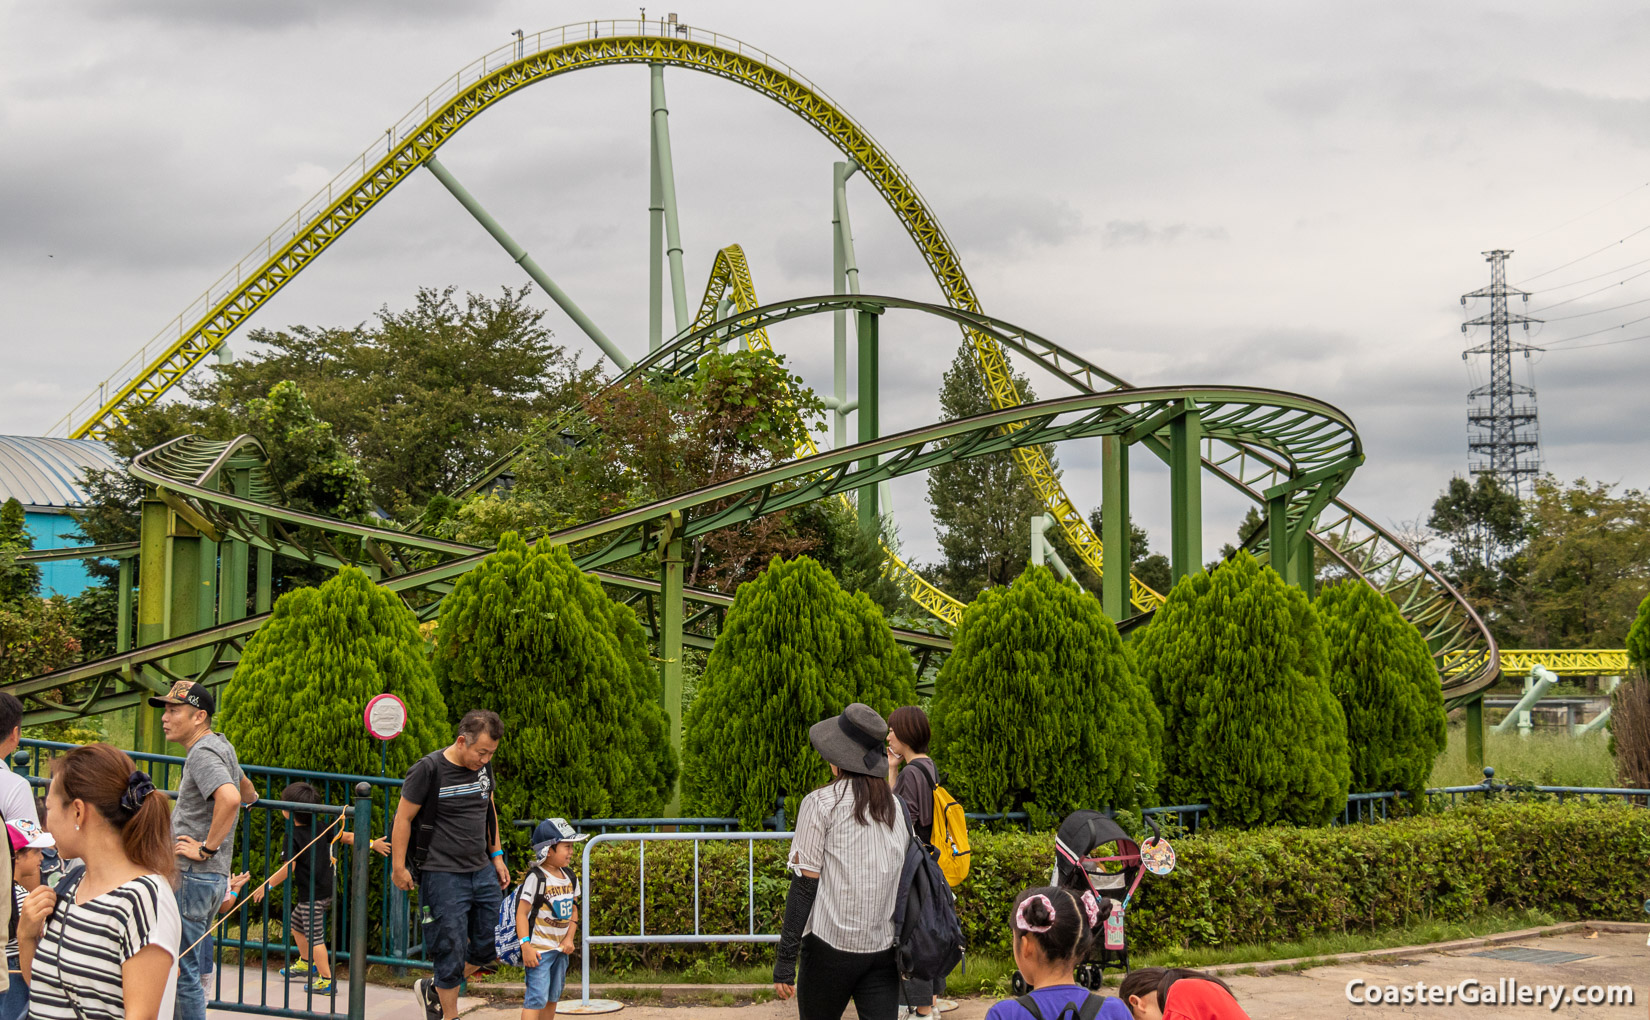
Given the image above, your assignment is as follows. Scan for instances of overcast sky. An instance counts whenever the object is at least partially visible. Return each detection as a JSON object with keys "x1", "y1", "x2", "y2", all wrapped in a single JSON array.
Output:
[{"x1": 4, "y1": 1, "x2": 1649, "y2": 567}]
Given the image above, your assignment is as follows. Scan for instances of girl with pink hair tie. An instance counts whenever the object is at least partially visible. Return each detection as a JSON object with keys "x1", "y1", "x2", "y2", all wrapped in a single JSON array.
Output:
[{"x1": 985, "y1": 887, "x2": 1131, "y2": 1020}]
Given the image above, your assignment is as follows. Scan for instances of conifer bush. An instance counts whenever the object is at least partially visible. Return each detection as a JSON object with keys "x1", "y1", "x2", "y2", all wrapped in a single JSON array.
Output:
[
  {"x1": 929, "y1": 567, "x2": 1162, "y2": 819},
  {"x1": 219, "y1": 566, "x2": 447, "y2": 776},
  {"x1": 1133, "y1": 553, "x2": 1350, "y2": 827},
  {"x1": 682, "y1": 556, "x2": 917, "y2": 826},
  {"x1": 1315, "y1": 581, "x2": 1447, "y2": 797},
  {"x1": 433, "y1": 533, "x2": 676, "y2": 825}
]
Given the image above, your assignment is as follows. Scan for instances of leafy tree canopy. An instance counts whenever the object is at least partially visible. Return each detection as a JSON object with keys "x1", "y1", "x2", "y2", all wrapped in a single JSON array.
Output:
[
  {"x1": 433, "y1": 533, "x2": 677, "y2": 824},
  {"x1": 683, "y1": 556, "x2": 916, "y2": 826},
  {"x1": 1315, "y1": 581, "x2": 1447, "y2": 797},
  {"x1": 218, "y1": 566, "x2": 448, "y2": 777},
  {"x1": 930, "y1": 566, "x2": 1162, "y2": 820},
  {"x1": 1133, "y1": 553, "x2": 1350, "y2": 828},
  {"x1": 0, "y1": 499, "x2": 40, "y2": 607},
  {"x1": 1504, "y1": 478, "x2": 1650, "y2": 648}
]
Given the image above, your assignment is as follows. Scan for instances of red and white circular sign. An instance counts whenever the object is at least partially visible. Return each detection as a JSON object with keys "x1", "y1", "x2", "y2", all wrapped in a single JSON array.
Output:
[{"x1": 363, "y1": 693, "x2": 407, "y2": 741}]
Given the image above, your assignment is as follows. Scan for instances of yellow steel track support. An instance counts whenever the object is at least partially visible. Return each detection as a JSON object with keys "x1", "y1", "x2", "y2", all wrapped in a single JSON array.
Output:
[
  {"x1": 1444, "y1": 648, "x2": 1630, "y2": 678},
  {"x1": 68, "y1": 24, "x2": 1157, "y2": 614}
]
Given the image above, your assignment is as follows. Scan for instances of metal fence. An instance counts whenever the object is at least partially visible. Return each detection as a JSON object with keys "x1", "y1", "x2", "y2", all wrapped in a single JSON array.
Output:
[{"x1": 576, "y1": 830, "x2": 793, "y2": 1010}]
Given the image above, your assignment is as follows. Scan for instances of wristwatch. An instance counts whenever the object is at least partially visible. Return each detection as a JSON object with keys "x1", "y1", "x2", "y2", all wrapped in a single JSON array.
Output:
[{"x1": 200, "y1": 844, "x2": 219, "y2": 858}]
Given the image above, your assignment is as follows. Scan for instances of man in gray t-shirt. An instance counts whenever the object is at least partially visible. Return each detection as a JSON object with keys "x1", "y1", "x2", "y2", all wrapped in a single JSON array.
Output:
[{"x1": 152, "y1": 681, "x2": 255, "y2": 1020}]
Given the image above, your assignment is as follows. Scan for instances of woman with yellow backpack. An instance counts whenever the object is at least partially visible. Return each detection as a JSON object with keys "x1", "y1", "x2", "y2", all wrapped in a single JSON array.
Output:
[{"x1": 887, "y1": 707, "x2": 970, "y2": 1019}]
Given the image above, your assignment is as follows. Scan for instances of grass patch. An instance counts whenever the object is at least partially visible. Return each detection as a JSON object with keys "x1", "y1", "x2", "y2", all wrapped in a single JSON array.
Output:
[{"x1": 1430, "y1": 724, "x2": 1617, "y2": 788}]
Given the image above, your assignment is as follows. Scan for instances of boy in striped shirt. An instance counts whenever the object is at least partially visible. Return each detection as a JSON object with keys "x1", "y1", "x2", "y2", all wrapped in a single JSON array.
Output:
[{"x1": 517, "y1": 819, "x2": 585, "y2": 1020}]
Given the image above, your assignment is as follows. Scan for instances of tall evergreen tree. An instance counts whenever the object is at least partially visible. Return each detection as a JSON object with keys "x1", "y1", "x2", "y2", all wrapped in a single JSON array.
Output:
[
  {"x1": 1315, "y1": 581, "x2": 1447, "y2": 797},
  {"x1": 219, "y1": 567, "x2": 447, "y2": 777},
  {"x1": 433, "y1": 534, "x2": 676, "y2": 823},
  {"x1": 930, "y1": 567, "x2": 1161, "y2": 818},
  {"x1": 925, "y1": 342, "x2": 1050, "y2": 601},
  {"x1": 1133, "y1": 553, "x2": 1350, "y2": 827},
  {"x1": 682, "y1": 556, "x2": 916, "y2": 826},
  {"x1": 0, "y1": 499, "x2": 40, "y2": 606}
]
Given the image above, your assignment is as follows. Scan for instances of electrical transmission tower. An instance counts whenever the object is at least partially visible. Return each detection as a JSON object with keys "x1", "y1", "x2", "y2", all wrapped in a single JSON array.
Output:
[{"x1": 1459, "y1": 249, "x2": 1543, "y2": 499}]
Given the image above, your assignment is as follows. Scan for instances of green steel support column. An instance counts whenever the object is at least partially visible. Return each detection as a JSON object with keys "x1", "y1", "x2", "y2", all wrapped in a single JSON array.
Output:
[
  {"x1": 1290, "y1": 532, "x2": 1316, "y2": 598},
  {"x1": 649, "y1": 64, "x2": 664, "y2": 351},
  {"x1": 218, "y1": 468, "x2": 250, "y2": 630},
  {"x1": 1465, "y1": 696, "x2": 1484, "y2": 768},
  {"x1": 856, "y1": 311, "x2": 880, "y2": 536},
  {"x1": 1168, "y1": 405, "x2": 1203, "y2": 582},
  {"x1": 254, "y1": 547, "x2": 272, "y2": 614},
  {"x1": 1100, "y1": 435, "x2": 1130, "y2": 621},
  {"x1": 1266, "y1": 494, "x2": 1291, "y2": 581},
  {"x1": 116, "y1": 557, "x2": 133, "y2": 654},
  {"x1": 134, "y1": 498, "x2": 169, "y2": 755},
  {"x1": 650, "y1": 65, "x2": 690, "y2": 334},
  {"x1": 424, "y1": 154, "x2": 631, "y2": 370},
  {"x1": 659, "y1": 514, "x2": 684, "y2": 813}
]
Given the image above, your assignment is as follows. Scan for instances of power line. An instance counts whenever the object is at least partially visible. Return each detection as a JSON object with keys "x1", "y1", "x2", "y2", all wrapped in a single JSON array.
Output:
[
  {"x1": 1515, "y1": 223, "x2": 1650, "y2": 285},
  {"x1": 1516, "y1": 178, "x2": 1650, "y2": 244},
  {"x1": 1534, "y1": 293, "x2": 1650, "y2": 321},
  {"x1": 1528, "y1": 264, "x2": 1650, "y2": 312},
  {"x1": 1542, "y1": 330, "x2": 1650, "y2": 352},
  {"x1": 1542, "y1": 310, "x2": 1650, "y2": 345}
]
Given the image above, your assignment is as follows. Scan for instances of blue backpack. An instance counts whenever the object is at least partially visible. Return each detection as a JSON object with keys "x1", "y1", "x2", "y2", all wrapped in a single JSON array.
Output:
[{"x1": 494, "y1": 871, "x2": 550, "y2": 966}]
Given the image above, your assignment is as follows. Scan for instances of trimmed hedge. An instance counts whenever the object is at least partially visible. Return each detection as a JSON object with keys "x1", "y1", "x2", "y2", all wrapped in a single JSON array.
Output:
[{"x1": 573, "y1": 802, "x2": 1650, "y2": 968}]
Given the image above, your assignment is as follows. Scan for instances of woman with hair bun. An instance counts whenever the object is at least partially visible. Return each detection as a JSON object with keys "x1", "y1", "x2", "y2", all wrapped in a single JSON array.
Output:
[
  {"x1": 18, "y1": 743, "x2": 182, "y2": 1020},
  {"x1": 986, "y1": 887, "x2": 1130, "y2": 1020}
]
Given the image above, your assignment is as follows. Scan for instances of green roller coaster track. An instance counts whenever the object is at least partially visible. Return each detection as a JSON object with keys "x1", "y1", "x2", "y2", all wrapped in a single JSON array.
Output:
[{"x1": 23, "y1": 21, "x2": 1502, "y2": 765}]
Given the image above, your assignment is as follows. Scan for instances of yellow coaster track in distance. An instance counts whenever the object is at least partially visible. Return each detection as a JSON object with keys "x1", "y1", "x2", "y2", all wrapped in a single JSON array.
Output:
[
  {"x1": 690, "y1": 244, "x2": 967, "y2": 624},
  {"x1": 61, "y1": 22, "x2": 1159, "y2": 614}
]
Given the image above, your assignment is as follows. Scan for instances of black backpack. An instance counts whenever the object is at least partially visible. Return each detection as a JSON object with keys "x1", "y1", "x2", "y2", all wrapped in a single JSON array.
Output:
[
  {"x1": 890, "y1": 815, "x2": 965, "y2": 982},
  {"x1": 1015, "y1": 991, "x2": 1108, "y2": 1020}
]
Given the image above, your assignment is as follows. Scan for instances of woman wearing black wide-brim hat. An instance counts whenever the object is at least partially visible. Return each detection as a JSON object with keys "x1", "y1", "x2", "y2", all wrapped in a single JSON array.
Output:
[{"x1": 772, "y1": 703, "x2": 908, "y2": 1020}]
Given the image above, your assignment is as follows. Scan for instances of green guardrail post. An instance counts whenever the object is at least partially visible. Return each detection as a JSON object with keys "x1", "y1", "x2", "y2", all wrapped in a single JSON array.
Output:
[{"x1": 349, "y1": 782, "x2": 372, "y2": 1020}]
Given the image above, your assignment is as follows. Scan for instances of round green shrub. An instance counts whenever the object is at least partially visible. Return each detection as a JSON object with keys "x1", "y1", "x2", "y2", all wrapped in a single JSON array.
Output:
[
  {"x1": 682, "y1": 555, "x2": 917, "y2": 826},
  {"x1": 1315, "y1": 581, "x2": 1447, "y2": 797},
  {"x1": 1628, "y1": 591, "x2": 1650, "y2": 676},
  {"x1": 1132, "y1": 552, "x2": 1350, "y2": 827},
  {"x1": 929, "y1": 566, "x2": 1162, "y2": 819},
  {"x1": 218, "y1": 565, "x2": 447, "y2": 776},
  {"x1": 433, "y1": 533, "x2": 677, "y2": 825}
]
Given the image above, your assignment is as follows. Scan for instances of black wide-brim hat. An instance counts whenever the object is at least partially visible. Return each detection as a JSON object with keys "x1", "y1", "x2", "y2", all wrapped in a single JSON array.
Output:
[{"x1": 809, "y1": 702, "x2": 888, "y2": 777}]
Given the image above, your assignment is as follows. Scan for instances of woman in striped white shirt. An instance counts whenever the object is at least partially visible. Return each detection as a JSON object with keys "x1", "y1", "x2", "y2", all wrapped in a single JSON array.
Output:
[
  {"x1": 18, "y1": 743, "x2": 181, "y2": 1020},
  {"x1": 773, "y1": 703, "x2": 908, "y2": 1020}
]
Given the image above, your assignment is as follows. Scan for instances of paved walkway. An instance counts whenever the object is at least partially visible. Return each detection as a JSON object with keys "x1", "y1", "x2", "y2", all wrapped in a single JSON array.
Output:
[{"x1": 205, "y1": 928, "x2": 1649, "y2": 1019}]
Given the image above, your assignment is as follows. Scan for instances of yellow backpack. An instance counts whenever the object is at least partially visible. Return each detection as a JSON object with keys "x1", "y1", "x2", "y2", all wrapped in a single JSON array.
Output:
[{"x1": 930, "y1": 781, "x2": 971, "y2": 887}]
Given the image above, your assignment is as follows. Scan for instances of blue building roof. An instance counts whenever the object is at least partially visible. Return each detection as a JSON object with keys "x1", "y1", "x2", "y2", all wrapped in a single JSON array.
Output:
[{"x1": 0, "y1": 435, "x2": 123, "y2": 510}]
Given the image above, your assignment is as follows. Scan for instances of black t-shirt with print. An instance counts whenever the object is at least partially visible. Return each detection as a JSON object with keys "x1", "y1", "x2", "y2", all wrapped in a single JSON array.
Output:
[{"x1": 402, "y1": 750, "x2": 495, "y2": 874}]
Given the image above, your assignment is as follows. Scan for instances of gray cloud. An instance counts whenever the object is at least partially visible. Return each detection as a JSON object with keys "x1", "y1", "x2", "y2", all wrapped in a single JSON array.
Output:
[{"x1": 1101, "y1": 220, "x2": 1229, "y2": 249}]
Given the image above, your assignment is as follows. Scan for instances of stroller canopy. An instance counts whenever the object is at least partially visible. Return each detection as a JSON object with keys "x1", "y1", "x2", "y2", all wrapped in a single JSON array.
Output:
[{"x1": 1055, "y1": 810, "x2": 1140, "y2": 894}]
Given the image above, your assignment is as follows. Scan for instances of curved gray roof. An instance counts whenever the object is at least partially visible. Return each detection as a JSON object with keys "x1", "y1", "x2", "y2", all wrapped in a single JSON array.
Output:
[{"x1": 0, "y1": 436, "x2": 124, "y2": 510}]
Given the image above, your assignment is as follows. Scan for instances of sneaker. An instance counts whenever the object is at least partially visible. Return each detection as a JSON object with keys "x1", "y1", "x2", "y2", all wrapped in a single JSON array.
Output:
[
  {"x1": 414, "y1": 977, "x2": 442, "y2": 1020},
  {"x1": 279, "y1": 959, "x2": 313, "y2": 979},
  {"x1": 307, "y1": 976, "x2": 335, "y2": 996}
]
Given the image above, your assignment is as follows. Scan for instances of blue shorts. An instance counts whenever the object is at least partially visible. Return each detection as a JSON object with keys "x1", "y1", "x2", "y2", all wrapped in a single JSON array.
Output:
[
  {"x1": 420, "y1": 866, "x2": 503, "y2": 989},
  {"x1": 524, "y1": 949, "x2": 570, "y2": 1009}
]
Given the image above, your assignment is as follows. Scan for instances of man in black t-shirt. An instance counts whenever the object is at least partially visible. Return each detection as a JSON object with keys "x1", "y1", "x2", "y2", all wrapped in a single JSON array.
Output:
[{"x1": 392, "y1": 710, "x2": 508, "y2": 1020}]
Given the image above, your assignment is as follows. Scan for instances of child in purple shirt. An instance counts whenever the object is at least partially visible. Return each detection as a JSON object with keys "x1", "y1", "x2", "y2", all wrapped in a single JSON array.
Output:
[{"x1": 985, "y1": 886, "x2": 1131, "y2": 1020}]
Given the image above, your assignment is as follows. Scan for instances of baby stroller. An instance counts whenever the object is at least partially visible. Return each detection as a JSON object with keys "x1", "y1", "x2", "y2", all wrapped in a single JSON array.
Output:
[{"x1": 1010, "y1": 810, "x2": 1175, "y2": 994}]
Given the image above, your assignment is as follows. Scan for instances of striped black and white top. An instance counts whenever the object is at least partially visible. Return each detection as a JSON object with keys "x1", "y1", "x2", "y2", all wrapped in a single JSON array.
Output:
[
  {"x1": 29, "y1": 874, "x2": 181, "y2": 1020},
  {"x1": 787, "y1": 782, "x2": 907, "y2": 954}
]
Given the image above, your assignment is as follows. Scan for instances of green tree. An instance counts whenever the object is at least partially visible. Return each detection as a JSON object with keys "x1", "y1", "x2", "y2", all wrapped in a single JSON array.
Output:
[
  {"x1": 210, "y1": 286, "x2": 601, "y2": 516},
  {"x1": 1214, "y1": 506, "x2": 1266, "y2": 566},
  {"x1": 433, "y1": 534, "x2": 676, "y2": 824},
  {"x1": 1630, "y1": 592, "x2": 1650, "y2": 677},
  {"x1": 1504, "y1": 478, "x2": 1650, "y2": 648},
  {"x1": 218, "y1": 567, "x2": 446, "y2": 776},
  {"x1": 1428, "y1": 474, "x2": 1525, "y2": 603},
  {"x1": 1616, "y1": 593, "x2": 1650, "y2": 787},
  {"x1": 682, "y1": 556, "x2": 917, "y2": 826},
  {"x1": 1314, "y1": 581, "x2": 1447, "y2": 797},
  {"x1": 929, "y1": 567, "x2": 1161, "y2": 819},
  {"x1": 0, "y1": 499, "x2": 41, "y2": 606},
  {"x1": 1133, "y1": 553, "x2": 1350, "y2": 827},
  {"x1": 925, "y1": 342, "x2": 1050, "y2": 601},
  {"x1": 0, "y1": 597, "x2": 80, "y2": 682}
]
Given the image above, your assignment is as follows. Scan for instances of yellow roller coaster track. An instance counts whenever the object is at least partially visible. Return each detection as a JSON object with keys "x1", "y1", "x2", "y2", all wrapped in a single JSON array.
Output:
[
  {"x1": 57, "y1": 20, "x2": 1161, "y2": 616},
  {"x1": 1445, "y1": 649, "x2": 1631, "y2": 678},
  {"x1": 690, "y1": 243, "x2": 967, "y2": 622}
]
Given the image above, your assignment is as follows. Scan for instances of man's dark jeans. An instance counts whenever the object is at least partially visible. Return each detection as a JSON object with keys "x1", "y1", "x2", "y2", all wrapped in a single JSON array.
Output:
[{"x1": 420, "y1": 866, "x2": 502, "y2": 989}]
